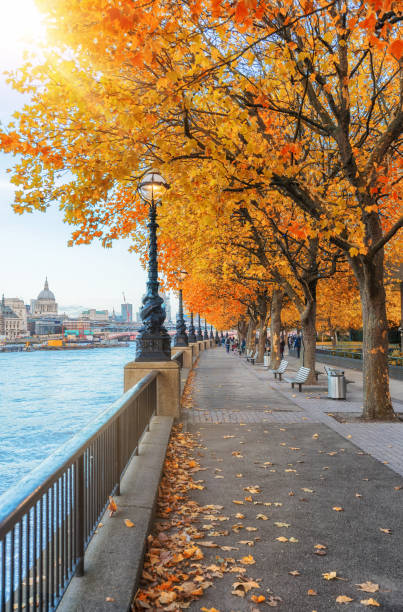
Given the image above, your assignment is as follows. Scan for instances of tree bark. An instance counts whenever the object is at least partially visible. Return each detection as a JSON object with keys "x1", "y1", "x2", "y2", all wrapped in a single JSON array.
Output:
[
  {"x1": 300, "y1": 295, "x2": 317, "y2": 385},
  {"x1": 246, "y1": 317, "x2": 257, "y2": 353},
  {"x1": 237, "y1": 316, "x2": 248, "y2": 345},
  {"x1": 256, "y1": 320, "x2": 267, "y2": 363},
  {"x1": 354, "y1": 255, "x2": 395, "y2": 419},
  {"x1": 270, "y1": 289, "x2": 283, "y2": 369}
]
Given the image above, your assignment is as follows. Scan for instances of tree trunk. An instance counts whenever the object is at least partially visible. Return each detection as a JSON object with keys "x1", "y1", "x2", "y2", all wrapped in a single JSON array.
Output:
[
  {"x1": 237, "y1": 317, "x2": 248, "y2": 345},
  {"x1": 270, "y1": 290, "x2": 282, "y2": 369},
  {"x1": 246, "y1": 318, "x2": 256, "y2": 353},
  {"x1": 256, "y1": 320, "x2": 267, "y2": 363},
  {"x1": 300, "y1": 298, "x2": 317, "y2": 384},
  {"x1": 355, "y1": 256, "x2": 395, "y2": 420}
]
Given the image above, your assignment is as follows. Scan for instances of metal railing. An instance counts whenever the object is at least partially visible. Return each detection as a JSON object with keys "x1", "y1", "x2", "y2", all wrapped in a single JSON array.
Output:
[
  {"x1": 316, "y1": 346, "x2": 403, "y2": 366},
  {"x1": 0, "y1": 371, "x2": 158, "y2": 612},
  {"x1": 172, "y1": 350, "x2": 184, "y2": 368}
]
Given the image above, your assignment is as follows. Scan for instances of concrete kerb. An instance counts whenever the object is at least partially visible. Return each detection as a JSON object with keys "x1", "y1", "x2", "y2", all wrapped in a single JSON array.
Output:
[{"x1": 57, "y1": 416, "x2": 173, "y2": 612}]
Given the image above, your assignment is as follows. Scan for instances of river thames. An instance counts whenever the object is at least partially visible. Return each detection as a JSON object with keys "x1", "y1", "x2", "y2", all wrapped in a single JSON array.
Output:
[{"x1": 0, "y1": 345, "x2": 134, "y2": 497}]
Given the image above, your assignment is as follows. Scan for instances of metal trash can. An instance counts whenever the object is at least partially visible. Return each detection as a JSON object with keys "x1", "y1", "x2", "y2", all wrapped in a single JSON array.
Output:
[{"x1": 327, "y1": 370, "x2": 346, "y2": 399}]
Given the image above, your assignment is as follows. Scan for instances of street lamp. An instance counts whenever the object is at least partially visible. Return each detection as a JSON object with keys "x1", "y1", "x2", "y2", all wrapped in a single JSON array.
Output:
[
  {"x1": 173, "y1": 271, "x2": 188, "y2": 347},
  {"x1": 209, "y1": 325, "x2": 214, "y2": 340},
  {"x1": 135, "y1": 171, "x2": 171, "y2": 361},
  {"x1": 203, "y1": 319, "x2": 209, "y2": 340},
  {"x1": 188, "y1": 312, "x2": 197, "y2": 343},
  {"x1": 196, "y1": 314, "x2": 203, "y2": 341},
  {"x1": 215, "y1": 329, "x2": 220, "y2": 344}
]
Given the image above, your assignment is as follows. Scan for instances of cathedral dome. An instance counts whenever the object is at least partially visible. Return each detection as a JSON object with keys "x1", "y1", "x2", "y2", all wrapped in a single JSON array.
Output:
[{"x1": 37, "y1": 278, "x2": 55, "y2": 301}]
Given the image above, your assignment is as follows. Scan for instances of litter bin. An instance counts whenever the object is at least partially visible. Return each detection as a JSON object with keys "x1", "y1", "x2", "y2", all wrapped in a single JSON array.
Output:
[{"x1": 327, "y1": 370, "x2": 346, "y2": 399}]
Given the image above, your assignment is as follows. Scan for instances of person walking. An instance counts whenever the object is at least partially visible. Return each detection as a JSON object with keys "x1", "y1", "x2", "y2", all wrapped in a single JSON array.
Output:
[
  {"x1": 225, "y1": 336, "x2": 231, "y2": 354},
  {"x1": 294, "y1": 334, "x2": 301, "y2": 359},
  {"x1": 280, "y1": 338, "x2": 285, "y2": 359}
]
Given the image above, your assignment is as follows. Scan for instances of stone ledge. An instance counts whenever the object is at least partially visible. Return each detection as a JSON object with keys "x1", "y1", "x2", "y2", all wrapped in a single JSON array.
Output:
[{"x1": 57, "y1": 415, "x2": 173, "y2": 612}]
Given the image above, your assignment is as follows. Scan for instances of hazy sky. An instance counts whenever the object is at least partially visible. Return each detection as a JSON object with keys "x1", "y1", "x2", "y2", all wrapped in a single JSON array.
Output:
[{"x1": 0, "y1": 0, "x2": 153, "y2": 314}]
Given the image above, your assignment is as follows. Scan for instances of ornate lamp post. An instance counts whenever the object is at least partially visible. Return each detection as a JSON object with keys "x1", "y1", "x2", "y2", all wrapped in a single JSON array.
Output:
[
  {"x1": 215, "y1": 329, "x2": 220, "y2": 344},
  {"x1": 188, "y1": 312, "x2": 197, "y2": 343},
  {"x1": 196, "y1": 314, "x2": 203, "y2": 341},
  {"x1": 135, "y1": 171, "x2": 171, "y2": 361},
  {"x1": 209, "y1": 325, "x2": 214, "y2": 340},
  {"x1": 173, "y1": 272, "x2": 188, "y2": 347},
  {"x1": 203, "y1": 319, "x2": 209, "y2": 340}
]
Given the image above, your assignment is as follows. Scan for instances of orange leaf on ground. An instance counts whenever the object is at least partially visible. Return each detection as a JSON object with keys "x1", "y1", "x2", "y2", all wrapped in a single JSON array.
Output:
[
  {"x1": 336, "y1": 595, "x2": 354, "y2": 603},
  {"x1": 124, "y1": 519, "x2": 134, "y2": 528},
  {"x1": 360, "y1": 598, "x2": 380, "y2": 607},
  {"x1": 251, "y1": 594, "x2": 265, "y2": 603}
]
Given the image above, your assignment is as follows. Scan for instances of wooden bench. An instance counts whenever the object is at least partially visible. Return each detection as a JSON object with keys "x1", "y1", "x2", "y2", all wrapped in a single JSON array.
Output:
[
  {"x1": 284, "y1": 367, "x2": 311, "y2": 392},
  {"x1": 272, "y1": 359, "x2": 288, "y2": 381}
]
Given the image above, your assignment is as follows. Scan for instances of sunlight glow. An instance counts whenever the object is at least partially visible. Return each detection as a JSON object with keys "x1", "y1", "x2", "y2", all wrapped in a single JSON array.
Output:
[{"x1": 0, "y1": 0, "x2": 45, "y2": 70}]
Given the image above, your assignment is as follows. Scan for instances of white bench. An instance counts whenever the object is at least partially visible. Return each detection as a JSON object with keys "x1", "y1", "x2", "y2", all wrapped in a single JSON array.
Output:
[
  {"x1": 272, "y1": 360, "x2": 288, "y2": 381},
  {"x1": 247, "y1": 350, "x2": 258, "y2": 365},
  {"x1": 284, "y1": 367, "x2": 311, "y2": 392}
]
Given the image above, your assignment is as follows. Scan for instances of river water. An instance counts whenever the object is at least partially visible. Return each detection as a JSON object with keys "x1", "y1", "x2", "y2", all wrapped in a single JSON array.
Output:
[{"x1": 0, "y1": 345, "x2": 134, "y2": 497}]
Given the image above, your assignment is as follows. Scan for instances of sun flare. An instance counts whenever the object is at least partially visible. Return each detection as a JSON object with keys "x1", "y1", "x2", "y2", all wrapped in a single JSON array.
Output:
[{"x1": 0, "y1": 0, "x2": 45, "y2": 61}]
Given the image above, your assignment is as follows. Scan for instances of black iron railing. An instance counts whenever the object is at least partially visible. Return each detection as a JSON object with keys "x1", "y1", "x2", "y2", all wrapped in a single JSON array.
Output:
[{"x1": 0, "y1": 372, "x2": 158, "y2": 612}]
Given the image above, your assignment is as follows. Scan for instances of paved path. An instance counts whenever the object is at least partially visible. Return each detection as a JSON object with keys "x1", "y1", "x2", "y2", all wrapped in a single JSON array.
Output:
[
  {"x1": 185, "y1": 349, "x2": 403, "y2": 477},
  {"x1": 180, "y1": 349, "x2": 403, "y2": 611}
]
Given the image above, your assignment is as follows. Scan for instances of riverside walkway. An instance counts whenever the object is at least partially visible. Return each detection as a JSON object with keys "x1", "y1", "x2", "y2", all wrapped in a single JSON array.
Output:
[{"x1": 178, "y1": 348, "x2": 403, "y2": 611}]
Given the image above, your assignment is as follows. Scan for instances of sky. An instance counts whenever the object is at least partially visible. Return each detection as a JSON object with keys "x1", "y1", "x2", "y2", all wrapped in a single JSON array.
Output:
[{"x1": 0, "y1": 0, "x2": 158, "y2": 316}]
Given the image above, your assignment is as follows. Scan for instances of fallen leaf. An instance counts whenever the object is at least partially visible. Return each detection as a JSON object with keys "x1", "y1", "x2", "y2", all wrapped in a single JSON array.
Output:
[
  {"x1": 288, "y1": 570, "x2": 301, "y2": 576},
  {"x1": 379, "y1": 528, "x2": 391, "y2": 534},
  {"x1": 312, "y1": 434, "x2": 319, "y2": 439},
  {"x1": 105, "y1": 597, "x2": 115, "y2": 602},
  {"x1": 394, "y1": 485, "x2": 402, "y2": 491},
  {"x1": 240, "y1": 555, "x2": 256, "y2": 565},
  {"x1": 360, "y1": 598, "x2": 380, "y2": 607},
  {"x1": 307, "y1": 589, "x2": 317, "y2": 595},
  {"x1": 201, "y1": 608, "x2": 220, "y2": 612},
  {"x1": 301, "y1": 488, "x2": 314, "y2": 493},
  {"x1": 256, "y1": 513, "x2": 269, "y2": 520},
  {"x1": 236, "y1": 474, "x2": 243, "y2": 478},
  {"x1": 333, "y1": 507, "x2": 344, "y2": 512},
  {"x1": 124, "y1": 519, "x2": 135, "y2": 528},
  {"x1": 323, "y1": 571, "x2": 338, "y2": 580},
  {"x1": 276, "y1": 536, "x2": 288, "y2": 542},
  {"x1": 274, "y1": 522, "x2": 290, "y2": 528},
  {"x1": 355, "y1": 582, "x2": 379, "y2": 593},
  {"x1": 251, "y1": 594, "x2": 266, "y2": 603},
  {"x1": 245, "y1": 526, "x2": 258, "y2": 532},
  {"x1": 108, "y1": 496, "x2": 117, "y2": 517},
  {"x1": 233, "y1": 500, "x2": 244, "y2": 505},
  {"x1": 159, "y1": 591, "x2": 177, "y2": 604},
  {"x1": 198, "y1": 541, "x2": 218, "y2": 548},
  {"x1": 314, "y1": 544, "x2": 327, "y2": 549},
  {"x1": 289, "y1": 537, "x2": 299, "y2": 543},
  {"x1": 336, "y1": 595, "x2": 354, "y2": 603}
]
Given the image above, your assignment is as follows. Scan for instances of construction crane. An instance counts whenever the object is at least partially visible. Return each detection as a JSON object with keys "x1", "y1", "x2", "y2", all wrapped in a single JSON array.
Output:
[{"x1": 122, "y1": 292, "x2": 130, "y2": 323}]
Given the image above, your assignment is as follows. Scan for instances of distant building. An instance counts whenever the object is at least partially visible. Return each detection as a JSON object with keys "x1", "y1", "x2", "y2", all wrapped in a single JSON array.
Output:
[
  {"x1": 121, "y1": 303, "x2": 133, "y2": 322},
  {"x1": 4, "y1": 298, "x2": 27, "y2": 334},
  {"x1": 33, "y1": 278, "x2": 58, "y2": 317},
  {"x1": 81, "y1": 309, "x2": 109, "y2": 321},
  {"x1": 33, "y1": 318, "x2": 63, "y2": 336},
  {"x1": 0, "y1": 296, "x2": 22, "y2": 339}
]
